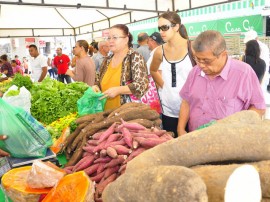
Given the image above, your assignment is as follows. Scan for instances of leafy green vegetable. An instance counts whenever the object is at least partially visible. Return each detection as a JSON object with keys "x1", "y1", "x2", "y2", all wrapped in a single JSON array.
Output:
[
  {"x1": 5, "y1": 89, "x2": 20, "y2": 97},
  {"x1": 30, "y1": 78, "x2": 89, "y2": 124},
  {"x1": 11, "y1": 74, "x2": 33, "y2": 91}
]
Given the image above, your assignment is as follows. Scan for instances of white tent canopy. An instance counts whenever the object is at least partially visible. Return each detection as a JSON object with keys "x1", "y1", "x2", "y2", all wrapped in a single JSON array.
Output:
[{"x1": 0, "y1": 0, "x2": 238, "y2": 37}]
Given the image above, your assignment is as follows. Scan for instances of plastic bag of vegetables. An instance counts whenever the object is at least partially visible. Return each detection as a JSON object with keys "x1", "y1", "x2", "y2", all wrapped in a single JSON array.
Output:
[
  {"x1": 77, "y1": 87, "x2": 106, "y2": 116},
  {"x1": 0, "y1": 99, "x2": 52, "y2": 158},
  {"x1": 3, "y1": 85, "x2": 31, "y2": 113}
]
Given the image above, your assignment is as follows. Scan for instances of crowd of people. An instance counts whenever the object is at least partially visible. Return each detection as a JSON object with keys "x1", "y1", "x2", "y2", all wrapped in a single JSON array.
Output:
[{"x1": 0, "y1": 11, "x2": 269, "y2": 156}]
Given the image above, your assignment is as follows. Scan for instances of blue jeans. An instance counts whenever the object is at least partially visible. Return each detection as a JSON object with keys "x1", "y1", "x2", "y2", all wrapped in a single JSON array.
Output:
[{"x1": 58, "y1": 74, "x2": 72, "y2": 84}]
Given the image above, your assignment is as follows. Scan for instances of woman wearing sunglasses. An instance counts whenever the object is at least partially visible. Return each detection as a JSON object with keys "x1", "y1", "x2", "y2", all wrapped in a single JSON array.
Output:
[
  {"x1": 94, "y1": 24, "x2": 148, "y2": 110},
  {"x1": 150, "y1": 11, "x2": 194, "y2": 137}
]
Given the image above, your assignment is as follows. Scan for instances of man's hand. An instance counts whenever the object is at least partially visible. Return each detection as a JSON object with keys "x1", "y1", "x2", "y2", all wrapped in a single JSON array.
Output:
[{"x1": 0, "y1": 135, "x2": 9, "y2": 157}]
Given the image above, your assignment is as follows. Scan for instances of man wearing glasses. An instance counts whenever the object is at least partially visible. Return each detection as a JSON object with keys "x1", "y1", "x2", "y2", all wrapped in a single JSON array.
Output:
[{"x1": 177, "y1": 30, "x2": 265, "y2": 135}]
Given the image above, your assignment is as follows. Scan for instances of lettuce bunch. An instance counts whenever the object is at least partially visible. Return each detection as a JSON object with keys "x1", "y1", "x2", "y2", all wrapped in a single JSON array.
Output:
[{"x1": 30, "y1": 78, "x2": 88, "y2": 124}]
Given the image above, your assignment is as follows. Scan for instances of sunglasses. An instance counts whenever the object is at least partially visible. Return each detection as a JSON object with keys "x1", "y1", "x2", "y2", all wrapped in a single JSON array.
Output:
[{"x1": 158, "y1": 24, "x2": 176, "y2": 31}]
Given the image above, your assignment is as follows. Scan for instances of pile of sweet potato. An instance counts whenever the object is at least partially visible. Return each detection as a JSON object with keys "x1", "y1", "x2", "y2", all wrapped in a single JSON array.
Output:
[{"x1": 63, "y1": 103, "x2": 161, "y2": 167}]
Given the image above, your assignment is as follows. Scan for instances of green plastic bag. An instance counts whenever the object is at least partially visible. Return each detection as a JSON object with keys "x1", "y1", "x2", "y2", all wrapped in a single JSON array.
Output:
[
  {"x1": 0, "y1": 99, "x2": 53, "y2": 158},
  {"x1": 196, "y1": 120, "x2": 217, "y2": 130},
  {"x1": 77, "y1": 87, "x2": 107, "y2": 116}
]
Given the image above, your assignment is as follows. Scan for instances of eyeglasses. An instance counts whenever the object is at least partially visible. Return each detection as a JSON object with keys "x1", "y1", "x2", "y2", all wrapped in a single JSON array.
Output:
[
  {"x1": 106, "y1": 36, "x2": 126, "y2": 41},
  {"x1": 193, "y1": 50, "x2": 225, "y2": 65},
  {"x1": 158, "y1": 24, "x2": 176, "y2": 31}
]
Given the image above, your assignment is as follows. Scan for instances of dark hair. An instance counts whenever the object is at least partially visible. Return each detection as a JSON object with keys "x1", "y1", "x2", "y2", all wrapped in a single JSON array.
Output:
[
  {"x1": 11, "y1": 60, "x2": 17, "y2": 64},
  {"x1": 29, "y1": 44, "x2": 38, "y2": 50},
  {"x1": 159, "y1": 11, "x2": 188, "y2": 40},
  {"x1": 0, "y1": 54, "x2": 8, "y2": 61},
  {"x1": 91, "y1": 42, "x2": 98, "y2": 51},
  {"x1": 15, "y1": 55, "x2": 18, "y2": 58},
  {"x1": 245, "y1": 40, "x2": 261, "y2": 64},
  {"x1": 138, "y1": 33, "x2": 148, "y2": 42},
  {"x1": 88, "y1": 45, "x2": 94, "y2": 57},
  {"x1": 77, "y1": 40, "x2": 89, "y2": 53},
  {"x1": 111, "y1": 24, "x2": 133, "y2": 48}
]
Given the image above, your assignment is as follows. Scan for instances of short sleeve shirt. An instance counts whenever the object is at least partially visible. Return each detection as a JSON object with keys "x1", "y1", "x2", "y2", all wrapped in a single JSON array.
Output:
[{"x1": 180, "y1": 57, "x2": 265, "y2": 131}]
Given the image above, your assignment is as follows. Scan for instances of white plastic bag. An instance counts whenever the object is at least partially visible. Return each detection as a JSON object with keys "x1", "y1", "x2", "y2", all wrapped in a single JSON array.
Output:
[{"x1": 3, "y1": 85, "x2": 31, "y2": 113}]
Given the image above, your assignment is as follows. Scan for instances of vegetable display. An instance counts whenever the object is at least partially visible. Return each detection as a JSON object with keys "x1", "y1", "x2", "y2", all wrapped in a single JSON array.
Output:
[
  {"x1": 46, "y1": 113, "x2": 77, "y2": 141},
  {"x1": 62, "y1": 102, "x2": 162, "y2": 166},
  {"x1": 11, "y1": 74, "x2": 33, "y2": 91},
  {"x1": 30, "y1": 78, "x2": 88, "y2": 124}
]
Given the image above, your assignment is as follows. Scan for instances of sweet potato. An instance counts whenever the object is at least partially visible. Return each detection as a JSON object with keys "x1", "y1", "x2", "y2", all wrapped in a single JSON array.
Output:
[
  {"x1": 112, "y1": 145, "x2": 132, "y2": 155},
  {"x1": 104, "y1": 166, "x2": 120, "y2": 179},
  {"x1": 94, "y1": 157, "x2": 112, "y2": 164},
  {"x1": 97, "y1": 163, "x2": 106, "y2": 174},
  {"x1": 121, "y1": 127, "x2": 133, "y2": 148},
  {"x1": 105, "y1": 155, "x2": 126, "y2": 168},
  {"x1": 73, "y1": 155, "x2": 95, "y2": 172},
  {"x1": 98, "y1": 123, "x2": 117, "y2": 144},
  {"x1": 96, "y1": 173, "x2": 118, "y2": 195},
  {"x1": 124, "y1": 147, "x2": 146, "y2": 163},
  {"x1": 102, "y1": 166, "x2": 208, "y2": 202},
  {"x1": 91, "y1": 170, "x2": 105, "y2": 183},
  {"x1": 106, "y1": 147, "x2": 118, "y2": 159},
  {"x1": 126, "y1": 111, "x2": 270, "y2": 172},
  {"x1": 104, "y1": 133, "x2": 122, "y2": 147},
  {"x1": 84, "y1": 163, "x2": 100, "y2": 176}
]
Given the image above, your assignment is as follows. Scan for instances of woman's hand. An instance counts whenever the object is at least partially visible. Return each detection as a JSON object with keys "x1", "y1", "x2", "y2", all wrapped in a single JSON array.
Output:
[
  {"x1": 103, "y1": 87, "x2": 121, "y2": 99},
  {"x1": 0, "y1": 135, "x2": 10, "y2": 157}
]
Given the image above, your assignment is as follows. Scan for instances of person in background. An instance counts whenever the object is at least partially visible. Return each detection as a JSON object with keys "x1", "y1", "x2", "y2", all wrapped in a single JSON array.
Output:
[
  {"x1": 71, "y1": 47, "x2": 77, "y2": 68},
  {"x1": 243, "y1": 40, "x2": 266, "y2": 83},
  {"x1": 94, "y1": 24, "x2": 148, "y2": 111},
  {"x1": 0, "y1": 54, "x2": 14, "y2": 77},
  {"x1": 178, "y1": 30, "x2": 265, "y2": 135},
  {"x1": 137, "y1": 32, "x2": 151, "y2": 62},
  {"x1": 54, "y1": 48, "x2": 71, "y2": 84},
  {"x1": 243, "y1": 30, "x2": 270, "y2": 93},
  {"x1": 14, "y1": 55, "x2": 21, "y2": 66},
  {"x1": 66, "y1": 40, "x2": 96, "y2": 86},
  {"x1": 11, "y1": 60, "x2": 23, "y2": 75},
  {"x1": 21, "y1": 57, "x2": 29, "y2": 74},
  {"x1": 47, "y1": 56, "x2": 55, "y2": 79},
  {"x1": 92, "y1": 40, "x2": 110, "y2": 73},
  {"x1": 146, "y1": 32, "x2": 164, "y2": 74},
  {"x1": 150, "y1": 11, "x2": 194, "y2": 137},
  {"x1": 28, "y1": 44, "x2": 47, "y2": 82},
  {"x1": 91, "y1": 41, "x2": 99, "y2": 56},
  {"x1": 88, "y1": 45, "x2": 95, "y2": 57}
]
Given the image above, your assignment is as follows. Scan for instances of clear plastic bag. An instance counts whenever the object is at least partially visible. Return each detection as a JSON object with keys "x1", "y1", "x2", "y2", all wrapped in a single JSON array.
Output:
[
  {"x1": 77, "y1": 87, "x2": 106, "y2": 116},
  {"x1": 0, "y1": 99, "x2": 52, "y2": 158},
  {"x1": 3, "y1": 85, "x2": 31, "y2": 113},
  {"x1": 27, "y1": 160, "x2": 66, "y2": 189}
]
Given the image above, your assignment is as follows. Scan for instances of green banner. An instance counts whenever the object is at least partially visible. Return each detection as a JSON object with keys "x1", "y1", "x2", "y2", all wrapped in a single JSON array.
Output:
[{"x1": 186, "y1": 15, "x2": 263, "y2": 36}]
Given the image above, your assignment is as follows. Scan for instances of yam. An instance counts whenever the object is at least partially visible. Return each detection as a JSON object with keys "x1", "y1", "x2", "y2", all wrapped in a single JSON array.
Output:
[
  {"x1": 126, "y1": 112, "x2": 270, "y2": 172},
  {"x1": 217, "y1": 110, "x2": 261, "y2": 124},
  {"x1": 102, "y1": 166, "x2": 208, "y2": 202},
  {"x1": 192, "y1": 162, "x2": 268, "y2": 201}
]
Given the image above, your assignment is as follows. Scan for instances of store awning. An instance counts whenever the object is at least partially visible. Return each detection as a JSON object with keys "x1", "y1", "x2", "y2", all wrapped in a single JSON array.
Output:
[{"x1": 0, "y1": 0, "x2": 240, "y2": 38}]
